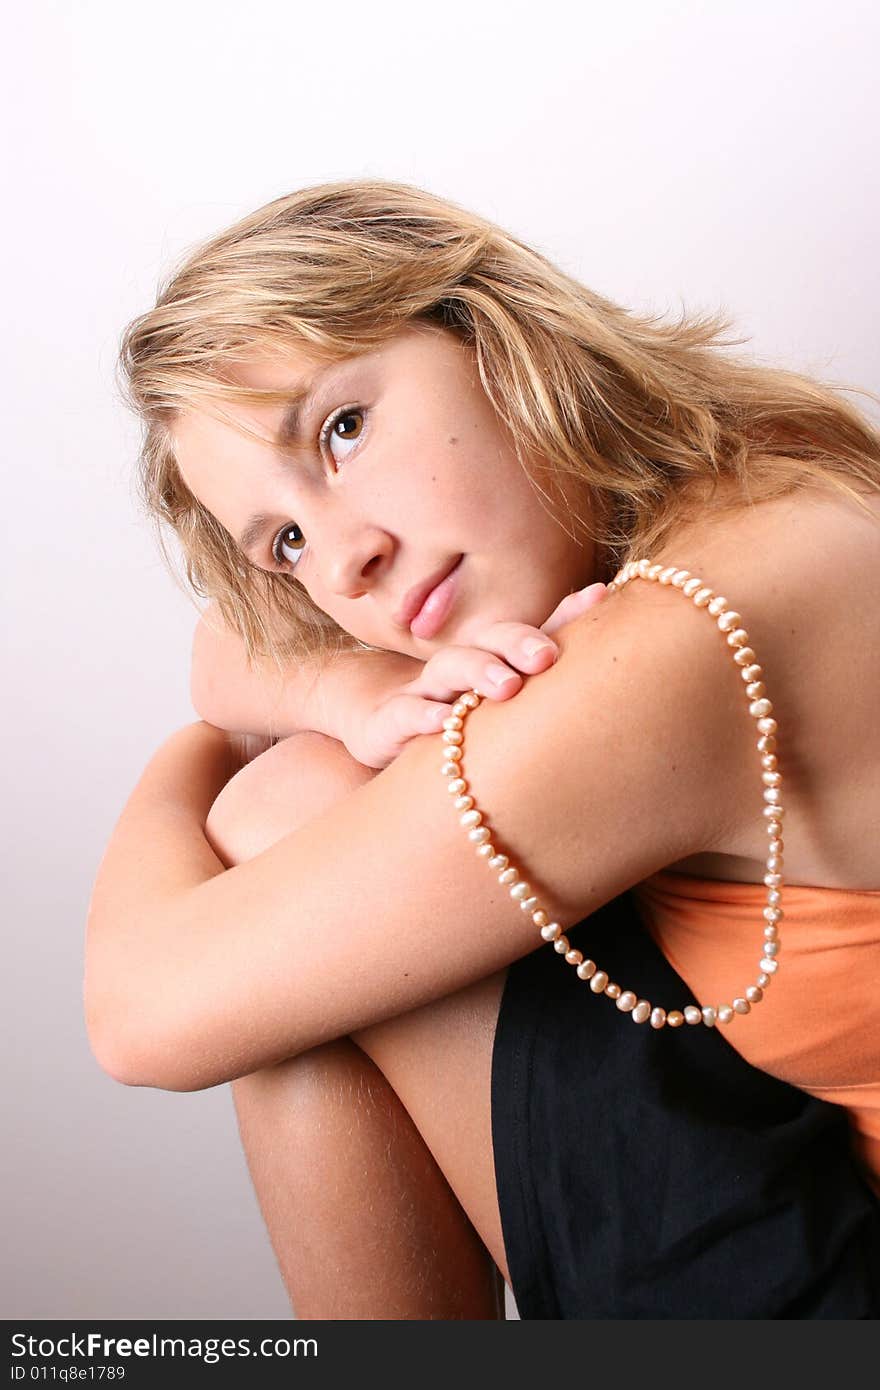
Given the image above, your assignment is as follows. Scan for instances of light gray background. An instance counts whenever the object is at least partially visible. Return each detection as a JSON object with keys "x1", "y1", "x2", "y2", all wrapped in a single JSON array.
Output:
[{"x1": 4, "y1": 0, "x2": 878, "y2": 1321}]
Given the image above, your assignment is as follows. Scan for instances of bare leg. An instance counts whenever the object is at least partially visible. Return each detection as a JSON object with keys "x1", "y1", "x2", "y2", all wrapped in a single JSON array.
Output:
[
  {"x1": 232, "y1": 1043, "x2": 504, "y2": 1319},
  {"x1": 212, "y1": 732, "x2": 505, "y2": 1320}
]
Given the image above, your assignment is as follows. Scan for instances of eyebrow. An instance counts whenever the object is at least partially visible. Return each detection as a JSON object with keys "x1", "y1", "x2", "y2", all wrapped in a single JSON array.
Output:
[{"x1": 238, "y1": 511, "x2": 282, "y2": 558}]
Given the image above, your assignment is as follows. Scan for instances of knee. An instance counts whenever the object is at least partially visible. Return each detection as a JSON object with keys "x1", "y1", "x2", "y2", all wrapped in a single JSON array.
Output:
[
  {"x1": 206, "y1": 729, "x2": 378, "y2": 866},
  {"x1": 230, "y1": 1038, "x2": 385, "y2": 1137}
]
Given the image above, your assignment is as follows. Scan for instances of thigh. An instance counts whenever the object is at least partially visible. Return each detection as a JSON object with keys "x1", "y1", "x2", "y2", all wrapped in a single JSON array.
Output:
[{"x1": 351, "y1": 969, "x2": 511, "y2": 1287}]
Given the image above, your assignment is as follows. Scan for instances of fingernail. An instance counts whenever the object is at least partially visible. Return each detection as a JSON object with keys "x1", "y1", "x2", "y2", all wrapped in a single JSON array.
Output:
[
  {"x1": 486, "y1": 662, "x2": 519, "y2": 688},
  {"x1": 522, "y1": 638, "x2": 556, "y2": 659}
]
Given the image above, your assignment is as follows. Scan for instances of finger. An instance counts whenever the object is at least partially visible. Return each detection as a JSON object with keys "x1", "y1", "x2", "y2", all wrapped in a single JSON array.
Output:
[
  {"x1": 384, "y1": 693, "x2": 458, "y2": 736},
  {"x1": 541, "y1": 582, "x2": 608, "y2": 637},
  {"x1": 402, "y1": 646, "x2": 526, "y2": 702},
  {"x1": 454, "y1": 622, "x2": 560, "y2": 674}
]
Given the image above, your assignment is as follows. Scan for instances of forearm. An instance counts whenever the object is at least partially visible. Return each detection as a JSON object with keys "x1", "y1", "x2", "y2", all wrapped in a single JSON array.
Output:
[{"x1": 191, "y1": 605, "x2": 422, "y2": 740}]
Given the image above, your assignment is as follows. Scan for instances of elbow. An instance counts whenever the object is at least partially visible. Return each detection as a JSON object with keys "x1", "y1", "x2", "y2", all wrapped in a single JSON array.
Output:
[{"x1": 83, "y1": 981, "x2": 207, "y2": 1094}]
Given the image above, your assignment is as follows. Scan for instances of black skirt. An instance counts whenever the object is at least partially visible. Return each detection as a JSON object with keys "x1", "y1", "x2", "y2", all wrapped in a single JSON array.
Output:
[{"x1": 490, "y1": 890, "x2": 880, "y2": 1319}]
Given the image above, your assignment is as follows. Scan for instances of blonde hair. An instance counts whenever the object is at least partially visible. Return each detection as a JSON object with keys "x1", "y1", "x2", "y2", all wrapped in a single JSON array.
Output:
[{"x1": 118, "y1": 177, "x2": 880, "y2": 669}]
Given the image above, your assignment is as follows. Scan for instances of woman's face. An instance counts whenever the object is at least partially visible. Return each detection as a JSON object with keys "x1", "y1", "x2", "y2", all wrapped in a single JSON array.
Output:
[{"x1": 172, "y1": 321, "x2": 598, "y2": 658}]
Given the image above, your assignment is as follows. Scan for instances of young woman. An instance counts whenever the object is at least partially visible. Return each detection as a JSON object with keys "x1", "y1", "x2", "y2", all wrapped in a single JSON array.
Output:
[{"x1": 85, "y1": 179, "x2": 880, "y2": 1319}]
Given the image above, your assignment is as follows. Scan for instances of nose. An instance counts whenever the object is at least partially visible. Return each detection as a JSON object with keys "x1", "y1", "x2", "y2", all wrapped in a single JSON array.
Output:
[{"x1": 317, "y1": 519, "x2": 395, "y2": 601}]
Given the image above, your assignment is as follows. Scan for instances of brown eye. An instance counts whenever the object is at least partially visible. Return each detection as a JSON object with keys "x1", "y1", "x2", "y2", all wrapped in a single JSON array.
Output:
[
  {"x1": 321, "y1": 406, "x2": 366, "y2": 460},
  {"x1": 272, "y1": 522, "x2": 306, "y2": 569}
]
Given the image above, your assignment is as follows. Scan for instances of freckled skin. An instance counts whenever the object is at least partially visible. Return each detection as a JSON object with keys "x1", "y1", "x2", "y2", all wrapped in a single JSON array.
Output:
[{"x1": 173, "y1": 322, "x2": 599, "y2": 659}]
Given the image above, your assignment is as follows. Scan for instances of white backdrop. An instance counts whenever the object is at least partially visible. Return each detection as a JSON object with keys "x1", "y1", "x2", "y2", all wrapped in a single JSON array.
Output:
[{"x1": 4, "y1": 0, "x2": 878, "y2": 1320}]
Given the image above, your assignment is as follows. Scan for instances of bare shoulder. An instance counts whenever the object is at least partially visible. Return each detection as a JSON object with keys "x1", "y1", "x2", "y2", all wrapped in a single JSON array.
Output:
[{"x1": 646, "y1": 480, "x2": 880, "y2": 886}]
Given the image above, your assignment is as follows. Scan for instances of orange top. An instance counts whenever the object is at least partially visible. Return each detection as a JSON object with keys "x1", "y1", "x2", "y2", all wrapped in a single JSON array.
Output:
[{"x1": 632, "y1": 870, "x2": 880, "y2": 1194}]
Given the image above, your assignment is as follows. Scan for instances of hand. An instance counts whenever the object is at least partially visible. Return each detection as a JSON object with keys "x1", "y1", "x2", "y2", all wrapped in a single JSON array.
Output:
[{"x1": 340, "y1": 582, "x2": 608, "y2": 770}]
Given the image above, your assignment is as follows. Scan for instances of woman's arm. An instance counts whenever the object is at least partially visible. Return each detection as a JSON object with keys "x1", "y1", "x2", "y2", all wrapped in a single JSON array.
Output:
[
  {"x1": 190, "y1": 600, "x2": 423, "y2": 739},
  {"x1": 85, "y1": 580, "x2": 756, "y2": 1092}
]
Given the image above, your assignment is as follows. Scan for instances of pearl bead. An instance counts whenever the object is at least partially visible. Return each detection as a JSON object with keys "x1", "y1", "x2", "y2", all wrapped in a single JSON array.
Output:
[
  {"x1": 764, "y1": 939, "x2": 781, "y2": 956},
  {"x1": 553, "y1": 936, "x2": 570, "y2": 954},
  {"x1": 763, "y1": 788, "x2": 782, "y2": 805},
  {"x1": 647, "y1": 563, "x2": 664, "y2": 580},
  {"x1": 742, "y1": 664, "x2": 763, "y2": 682},
  {"x1": 750, "y1": 699, "x2": 774, "y2": 719},
  {"x1": 499, "y1": 867, "x2": 518, "y2": 885},
  {"x1": 762, "y1": 772, "x2": 782, "y2": 788},
  {"x1": 477, "y1": 843, "x2": 495, "y2": 859},
  {"x1": 732, "y1": 998, "x2": 750, "y2": 1014},
  {"x1": 717, "y1": 611, "x2": 742, "y2": 632},
  {"x1": 671, "y1": 570, "x2": 691, "y2": 587},
  {"x1": 565, "y1": 948, "x2": 583, "y2": 966},
  {"x1": 659, "y1": 566, "x2": 678, "y2": 584},
  {"x1": 757, "y1": 735, "x2": 777, "y2": 754},
  {"x1": 759, "y1": 958, "x2": 779, "y2": 974},
  {"x1": 460, "y1": 809, "x2": 482, "y2": 828},
  {"x1": 767, "y1": 854, "x2": 783, "y2": 871},
  {"x1": 632, "y1": 1000, "x2": 652, "y2": 1023},
  {"x1": 769, "y1": 837, "x2": 784, "y2": 854},
  {"x1": 447, "y1": 778, "x2": 467, "y2": 794},
  {"x1": 637, "y1": 558, "x2": 653, "y2": 577},
  {"x1": 727, "y1": 628, "x2": 750, "y2": 648},
  {"x1": 650, "y1": 1007, "x2": 667, "y2": 1028},
  {"x1": 684, "y1": 1005, "x2": 702, "y2": 1025},
  {"x1": 701, "y1": 1007, "x2": 717, "y2": 1027},
  {"x1": 442, "y1": 761, "x2": 462, "y2": 777},
  {"x1": 757, "y1": 717, "x2": 778, "y2": 736},
  {"x1": 510, "y1": 880, "x2": 531, "y2": 900},
  {"x1": 576, "y1": 958, "x2": 596, "y2": 979},
  {"x1": 454, "y1": 795, "x2": 474, "y2": 811},
  {"x1": 717, "y1": 1005, "x2": 734, "y2": 1024},
  {"x1": 667, "y1": 1010, "x2": 685, "y2": 1027},
  {"x1": 746, "y1": 985, "x2": 764, "y2": 1003},
  {"x1": 616, "y1": 991, "x2": 638, "y2": 1012},
  {"x1": 762, "y1": 754, "x2": 778, "y2": 771},
  {"x1": 605, "y1": 982, "x2": 622, "y2": 1000},
  {"x1": 488, "y1": 854, "x2": 508, "y2": 870},
  {"x1": 590, "y1": 970, "x2": 609, "y2": 993},
  {"x1": 767, "y1": 889, "x2": 781, "y2": 906},
  {"x1": 520, "y1": 896, "x2": 539, "y2": 912},
  {"x1": 442, "y1": 729, "x2": 463, "y2": 745},
  {"x1": 707, "y1": 595, "x2": 728, "y2": 615},
  {"x1": 541, "y1": 923, "x2": 562, "y2": 942},
  {"x1": 764, "y1": 923, "x2": 778, "y2": 939},
  {"x1": 533, "y1": 909, "x2": 549, "y2": 927},
  {"x1": 733, "y1": 647, "x2": 757, "y2": 667},
  {"x1": 763, "y1": 906, "x2": 782, "y2": 922},
  {"x1": 469, "y1": 826, "x2": 490, "y2": 843},
  {"x1": 693, "y1": 587, "x2": 714, "y2": 606},
  {"x1": 746, "y1": 681, "x2": 767, "y2": 699},
  {"x1": 757, "y1": 972, "x2": 772, "y2": 988},
  {"x1": 443, "y1": 717, "x2": 464, "y2": 732},
  {"x1": 444, "y1": 745, "x2": 463, "y2": 761}
]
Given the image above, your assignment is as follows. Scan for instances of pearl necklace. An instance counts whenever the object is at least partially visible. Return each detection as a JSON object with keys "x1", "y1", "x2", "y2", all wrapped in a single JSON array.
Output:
[{"x1": 439, "y1": 560, "x2": 784, "y2": 1030}]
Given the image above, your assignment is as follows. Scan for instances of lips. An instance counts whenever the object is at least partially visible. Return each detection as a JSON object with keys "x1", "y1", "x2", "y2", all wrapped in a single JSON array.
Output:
[
  {"x1": 394, "y1": 556, "x2": 463, "y2": 631},
  {"x1": 409, "y1": 555, "x2": 464, "y2": 639}
]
